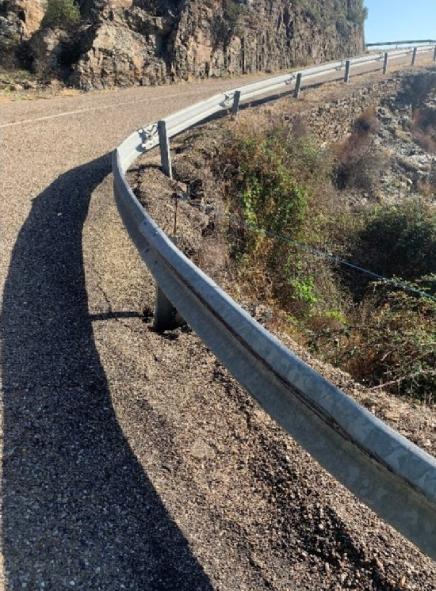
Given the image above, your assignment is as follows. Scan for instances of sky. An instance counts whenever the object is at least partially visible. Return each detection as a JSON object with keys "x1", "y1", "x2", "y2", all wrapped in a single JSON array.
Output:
[{"x1": 364, "y1": 0, "x2": 436, "y2": 43}]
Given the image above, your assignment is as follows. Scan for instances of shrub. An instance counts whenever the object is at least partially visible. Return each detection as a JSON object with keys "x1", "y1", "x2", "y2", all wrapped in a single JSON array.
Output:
[
  {"x1": 219, "y1": 126, "x2": 339, "y2": 314},
  {"x1": 333, "y1": 109, "x2": 386, "y2": 193},
  {"x1": 334, "y1": 137, "x2": 386, "y2": 192},
  {"x1": 42, "y1": 0, "x2": 80, "y2": 29},
  {"x1": 297, "y1": 0, "x2": 367, "y2": 28},
  {"x1": 350, "y1": 200, "x2": 436, "y2": 286},
  {"x1": 347, "y1": 2, "x2": 368, "y2": 26},
  {"x1": 412, "y1": 107, "x2": 436, "y2": 153},
  {"x1": 337, "y1": 285, "x2": 435, "y2": 402},
  {"x1": 215, "y1": 115, "x2": 434, "y2": 402}
]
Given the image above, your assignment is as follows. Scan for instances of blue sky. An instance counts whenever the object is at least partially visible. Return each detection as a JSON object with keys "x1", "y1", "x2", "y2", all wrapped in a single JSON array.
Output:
[{"x1": 364, "y1": 0, "x2": 436, "y2": 43}]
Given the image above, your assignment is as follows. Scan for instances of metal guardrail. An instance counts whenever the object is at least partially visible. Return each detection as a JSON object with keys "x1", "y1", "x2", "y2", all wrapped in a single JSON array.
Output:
[
  {"x1": 367, "y1": 40, "x2": 436, "y2": 47},
  {"x1": 113, "y1": 45, "x2": 436, "y2": 559}
]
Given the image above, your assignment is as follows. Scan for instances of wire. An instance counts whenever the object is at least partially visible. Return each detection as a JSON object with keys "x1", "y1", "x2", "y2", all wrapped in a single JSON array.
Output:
[{"x1": 219, "y1": 210, "x2": 436, "y2": 302}]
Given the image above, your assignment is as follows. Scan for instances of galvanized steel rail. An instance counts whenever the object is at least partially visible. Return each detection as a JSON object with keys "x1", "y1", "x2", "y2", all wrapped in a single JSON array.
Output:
[{"x1": 113, "y1": 45, "x2": 436, "y2": 559}]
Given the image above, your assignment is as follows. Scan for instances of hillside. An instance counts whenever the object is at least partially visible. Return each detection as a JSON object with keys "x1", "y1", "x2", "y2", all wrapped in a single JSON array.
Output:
[
  {"x1": 0, "y1": 0, "x2": 365, "y2": 89},
  {"x1": 130, "y1": 65, "x2": 436, "y2": 412}
]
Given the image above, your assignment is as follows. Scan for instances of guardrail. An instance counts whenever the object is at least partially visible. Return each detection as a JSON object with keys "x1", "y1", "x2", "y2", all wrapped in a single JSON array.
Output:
[
  {"x1": 113, "y1": 45, "x2": 436, "y2": 559},
  {"x1": 367, "y1": 39, "x2": 436, "y2": 47}
]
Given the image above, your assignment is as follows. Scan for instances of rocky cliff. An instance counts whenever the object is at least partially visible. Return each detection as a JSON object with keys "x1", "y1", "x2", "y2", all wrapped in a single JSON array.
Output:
[
  {"x1": 0, "y1": 0, "x2": 45, "y2": 66},
  {"x1": 1, "y1": 0, "x2": 366, "y2": 89}
]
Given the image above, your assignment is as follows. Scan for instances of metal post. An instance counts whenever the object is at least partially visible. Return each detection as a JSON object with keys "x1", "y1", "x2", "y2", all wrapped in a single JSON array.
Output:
[
  {"x1": 433, "y1": 45, "x2": 436, "y2": 62},
  {"x1": 153, "y1": 235, "x2": 185, "y2": 332},
  {"x1": 383, "y1": 52, "x2": 389, "y2": 74},
  {"x1": 344, "y1": 60, "x2": 351, "y2": 83},
  {"x1": 231, "y1": 90, "x2": 241, "y2": 116},
  {"x1": 153, "y1": 286, "x2": 184, "y2": 332},
  {"x1": 294, "y1": 72, "x2": 303, "y2": 98},
  {"x1": 158, "y1": 119, "x2": 172, "y2": 179},
  {"x1": 411, "y1": 47, "x2": 418, "y2": 66}
]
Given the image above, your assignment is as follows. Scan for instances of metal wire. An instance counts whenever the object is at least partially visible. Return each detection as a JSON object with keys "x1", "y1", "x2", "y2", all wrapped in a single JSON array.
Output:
[{"x1": 217, "y1": 209, "x2": 436, "y2": 301}]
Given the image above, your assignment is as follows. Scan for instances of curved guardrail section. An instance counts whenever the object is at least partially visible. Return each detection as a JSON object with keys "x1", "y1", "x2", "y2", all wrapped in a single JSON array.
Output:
[{"x1": 113, "y1": 46, "x2": 436, "y2": 559}]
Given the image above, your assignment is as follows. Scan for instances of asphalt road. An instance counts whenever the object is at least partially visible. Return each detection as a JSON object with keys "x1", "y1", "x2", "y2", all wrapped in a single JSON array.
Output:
[{"x1": 1, "y1": 52, "x2": 434, "y2": 590}]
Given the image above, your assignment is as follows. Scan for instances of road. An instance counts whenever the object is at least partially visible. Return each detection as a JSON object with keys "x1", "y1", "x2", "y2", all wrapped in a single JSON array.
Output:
[{"x1": 1, "y1": 53, "x2": 435, "y2": 590}]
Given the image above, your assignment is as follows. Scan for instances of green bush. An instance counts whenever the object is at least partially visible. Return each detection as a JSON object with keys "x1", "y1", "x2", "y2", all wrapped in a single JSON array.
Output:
[
  {"x1": 215, "y1": 117, "x2": 434, "y2": 401},
  {"x1": 42, "y1": 0, "x2": 80, "y2": 29},
  {"x1": 220, "y1": 126, "x2": 338, "y2": 314},
  {"x1": 351, "y1": 200, "x2": 436, "y2": 287}
]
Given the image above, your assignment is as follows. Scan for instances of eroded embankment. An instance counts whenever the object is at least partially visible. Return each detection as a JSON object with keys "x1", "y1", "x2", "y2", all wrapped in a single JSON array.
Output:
[{"x1": 119, "y1": 67, "x2": 436, "y2": 589}]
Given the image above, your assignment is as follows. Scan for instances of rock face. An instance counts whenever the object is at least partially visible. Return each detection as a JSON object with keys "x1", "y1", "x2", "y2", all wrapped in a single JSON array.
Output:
[
  {"x1": 0, "y1": 0, "x2": 45, "y2": 66},
  {"x1": 71, "y1": 0, "x2": 365, "y2": 89},
  {"x1": 1, "y1": 0, "x2": 366, "y2": 89}
]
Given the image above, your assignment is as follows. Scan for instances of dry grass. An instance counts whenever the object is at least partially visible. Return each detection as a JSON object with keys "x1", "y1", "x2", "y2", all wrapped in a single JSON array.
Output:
[
  {"x1": 332, "y1": 107, "x2": 387, "y2": 193},
  {"x1": 412, "y1": 107, "x2": 436, "y2": 153}
]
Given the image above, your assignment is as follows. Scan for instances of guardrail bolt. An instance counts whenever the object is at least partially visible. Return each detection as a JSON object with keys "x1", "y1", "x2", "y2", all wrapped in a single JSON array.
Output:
[
  {"x1": 158, "y1": 119, "x2": 173, "y2": 179},
  {"x1": 383, "y1": 52, "x2": 389, "y2": 74},
  {"x1": 344, "y1": 60, "x2": 351, "y2": 83},
  {"x1": 294, "y1": 73, "x2": 303, "y2": 98},
  {"x1": 411, "y1": 47, "x2": 418, "y2": 66},
  {"x1": 231, "y1": 90, "x2": 241, "y2": 116}
]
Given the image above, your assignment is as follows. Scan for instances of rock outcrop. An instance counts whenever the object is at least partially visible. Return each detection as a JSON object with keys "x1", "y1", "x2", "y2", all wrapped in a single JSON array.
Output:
[
  {"x1": 0, "y1": 0, "x2": 45, "y2": 66},
  {"x1": 71, "y1": 0, "x2": 365, "y2": 89},
  {"x1": 1, "y1": 0, "x2": 366, "y2": 89}
]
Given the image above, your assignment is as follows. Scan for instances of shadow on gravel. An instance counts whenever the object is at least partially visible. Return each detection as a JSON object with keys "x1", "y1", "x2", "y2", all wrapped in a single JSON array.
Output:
[{"x1": 1, "y1": 154, "x2": 213, "y2": 590}]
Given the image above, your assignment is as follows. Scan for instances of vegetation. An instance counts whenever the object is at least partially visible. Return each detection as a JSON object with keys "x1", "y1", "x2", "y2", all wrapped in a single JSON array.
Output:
[
  {"x1": 42, "y1": 0, "x2": 81, "y2": 29},
  {"x1": 412, "y1": 107, "x2": 436, "y2": 153},
  {"x1": 217, "y1": 120, "x2": 435, "y2": 403},
  {"x1": 221, "y1": 125, "x2": 337, "y2": 314},
  {"x1": 211, "y1": 0, "x2": 247, "y2": 47},
  {"x1": 297, "y1": 0, "x2": 367, "y2": 28},
  {"x1": 350, "y1": 200, "x2": 436, "y2": 286},
  {"x1": 332, "y1": 286, "x2": 435, "y2": 402},
  {"x1": 346, "y1": 1, "x2": 368, "y2": 26},
  {"x1": 333, "y1": 108, "x2": 386, "y2": 193}
]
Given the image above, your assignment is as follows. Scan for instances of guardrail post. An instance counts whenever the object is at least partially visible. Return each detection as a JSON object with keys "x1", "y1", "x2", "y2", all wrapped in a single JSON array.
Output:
[
  {"x1": 153, "y1": 235, "x2": 185, "y2": 332},
  {"x1": 344, "y1": 60, "x2": 351, "y2": 83},
  {"x1": 411, "y1": 47, "x2": 418, "y2": 66},
  {"x1": 383, "y1": 52, "x2": 389, "y2": 74},
  {"x1": 153, "y1": 286, "x2": 184, "y2": 332},
  {"x1": 294, "y1": 72, "x2": 303, "y2": 98},
  {"x1": 231, "y1": 90, "x2": 241, "y2": 116},
  {"x1": 158, "y1": 120, "x2": 173, "y2": 179},
  {"x1": 433, "y1": 45, "x2": 436, "y2": 61}
]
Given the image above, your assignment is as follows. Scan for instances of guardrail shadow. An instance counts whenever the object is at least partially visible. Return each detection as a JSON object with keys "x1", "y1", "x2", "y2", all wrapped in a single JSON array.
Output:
[{"x1": 1, "y1": 154, "x2": 213, "y2": 590}]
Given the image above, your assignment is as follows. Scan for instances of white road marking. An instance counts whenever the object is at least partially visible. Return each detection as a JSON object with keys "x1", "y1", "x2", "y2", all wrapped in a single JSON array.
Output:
[{"x1": 0, "y1": 89, "x2": 212, "y2": 129}]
